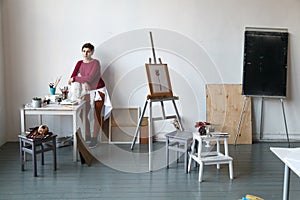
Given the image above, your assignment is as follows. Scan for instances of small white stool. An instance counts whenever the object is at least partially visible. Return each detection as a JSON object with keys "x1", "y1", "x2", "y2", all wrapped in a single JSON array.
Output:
[
  {"x1": 165, "y1": 130, "x2": 193, "y2": 173},
  {"x1": 188, "y1": 132, "x2": 233, "y2": 182}
]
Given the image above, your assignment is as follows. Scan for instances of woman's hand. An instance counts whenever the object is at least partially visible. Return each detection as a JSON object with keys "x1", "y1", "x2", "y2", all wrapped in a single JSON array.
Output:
[
  {"x1": 68, "y1": 77, "x2": 74, "y2": 85},
  {"x1": 83, "y1": 82, "x2": 90, "y2": 91}
]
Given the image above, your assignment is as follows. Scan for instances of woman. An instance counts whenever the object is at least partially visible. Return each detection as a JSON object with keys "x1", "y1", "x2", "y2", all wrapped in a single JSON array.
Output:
[{"x1": 68, "y1": 43, "x2": 106, "y2": 148}]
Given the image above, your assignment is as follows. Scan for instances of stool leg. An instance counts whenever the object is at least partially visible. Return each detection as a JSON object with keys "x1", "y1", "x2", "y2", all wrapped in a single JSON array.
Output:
[
  {"x1": 188, "y1": 139, "x2": 195, "y2": 173},
  {"x1": 53, "y1": 137, "x2": 57, "y2": 171},
  {"x1": 229, "y1": 161, "x2": 234, "y2": 179},
  {"x1": 19, "y1": 139, "x2": 25, "y2": 171},
  {"x1": 176, "y1": 144, "x2": 179, "y2": 163},
  {"x1": 166, "y1": 138, "x2": 169, "y2": 169},
  {"x1": 216, "y1": 141, "x2": 220, "y2": 169},
  {"x1": 184, "y1": 141, "x2": 188, "y2": 173},
  {"x1": 41, "y1": 144, "x2": 44, "y2": 165},
  {"x1": 32, "y1": 143, "x2": 37, "y2": 177},
  {"x1": 199, "y1": 162, "x2": 204, "y2": 182}
]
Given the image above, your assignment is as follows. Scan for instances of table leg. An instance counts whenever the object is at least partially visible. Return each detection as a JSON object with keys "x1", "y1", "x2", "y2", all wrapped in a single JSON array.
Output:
[
  {"x1": 73, "y1": 112, "x2": 77, "y2": 162},
  {"x1": 166, "y1": 137, "x2": 169, "y2": 168},
  {"x1": 20, "y1": 108, "x2": 25, "y2": 133},
  {"x1": 283, "y1": 164, "x2": 290, "y2": 200},
  {"x1": 38, "y1": 114, "x2": 42, "y2": 125}
]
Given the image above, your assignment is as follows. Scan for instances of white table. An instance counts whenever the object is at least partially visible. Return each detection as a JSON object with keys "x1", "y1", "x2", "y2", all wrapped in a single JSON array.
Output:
[
  {"x1": 270, "y1": 147, "x2": 300, "y2": 200},
  {"x1": 20, "y1": 101, "x2": 86, "y2": 161}
]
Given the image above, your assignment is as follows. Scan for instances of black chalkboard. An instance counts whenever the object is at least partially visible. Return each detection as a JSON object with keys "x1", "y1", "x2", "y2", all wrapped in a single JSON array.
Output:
[{"x1": 242, "y1": 29, "x2": 288, "y2": 97}]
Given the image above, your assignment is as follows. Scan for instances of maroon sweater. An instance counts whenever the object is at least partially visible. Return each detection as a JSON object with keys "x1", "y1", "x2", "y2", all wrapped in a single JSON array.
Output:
[{"x1": 70, "y1": 59, "x2": 105, "y2": 90}]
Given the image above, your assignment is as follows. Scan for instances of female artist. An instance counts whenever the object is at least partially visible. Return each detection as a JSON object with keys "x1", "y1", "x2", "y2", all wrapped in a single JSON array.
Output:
[{"x1": 68, "y1": 43, "x2": 106, "y2": 148}]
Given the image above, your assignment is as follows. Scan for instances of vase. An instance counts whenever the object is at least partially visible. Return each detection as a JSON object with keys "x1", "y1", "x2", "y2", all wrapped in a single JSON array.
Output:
[
  {"x1": 50, "y1": 87, "x2": 56, "y2": 95},
  {"x1": 32, "y1": 99, "x2": 42, "y2": 108}
]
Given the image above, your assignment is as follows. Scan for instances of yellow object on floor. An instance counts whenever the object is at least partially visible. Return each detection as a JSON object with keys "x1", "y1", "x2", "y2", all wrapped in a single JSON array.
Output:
[{"x1": 245, "y1": 194, "x2": 264, "y2": 200}]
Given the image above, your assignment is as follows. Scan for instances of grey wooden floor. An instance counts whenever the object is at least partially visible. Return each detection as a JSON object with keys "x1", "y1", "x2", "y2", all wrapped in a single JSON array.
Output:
[{"x1": 0, "y1": 141, "x2": 299, "y2": 200}]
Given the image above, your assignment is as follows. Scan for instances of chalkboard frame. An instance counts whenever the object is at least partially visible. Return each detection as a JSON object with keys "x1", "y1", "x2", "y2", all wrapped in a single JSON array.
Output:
[{"x1": 242, "y1": 27, "x2": 288, "y2": 98}]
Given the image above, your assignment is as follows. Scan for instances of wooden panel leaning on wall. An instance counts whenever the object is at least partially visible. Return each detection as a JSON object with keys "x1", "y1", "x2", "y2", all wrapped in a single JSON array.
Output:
[{"x1": 206, "y1": 84, "x2": 252, "y2": 144}]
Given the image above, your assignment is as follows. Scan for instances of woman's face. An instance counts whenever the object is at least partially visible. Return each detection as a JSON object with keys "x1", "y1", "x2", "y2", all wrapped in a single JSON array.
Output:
[{"x1": 82, "y1": 47, "x2": 93, "y2": 60}]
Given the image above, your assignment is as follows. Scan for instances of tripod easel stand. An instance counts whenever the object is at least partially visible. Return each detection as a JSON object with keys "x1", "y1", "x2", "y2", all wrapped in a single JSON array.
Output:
[
  {"x1": 130, "y1": 32, "x2": 183, "y2": 171},
  {"x1": 234, "y1": 96, "x2": 290, "y2": 146},
  {"x1": 130, "y1": 95, "x2": 183, "y2": 171}
]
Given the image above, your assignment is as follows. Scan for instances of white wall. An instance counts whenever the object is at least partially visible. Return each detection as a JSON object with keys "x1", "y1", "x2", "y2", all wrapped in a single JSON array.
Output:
[
  {"x1": 0, "y1": 0, "x2": 7, "y2": 146},
  {"x1": 2, "y1": 0, "x2": 300, "y2": 142}
]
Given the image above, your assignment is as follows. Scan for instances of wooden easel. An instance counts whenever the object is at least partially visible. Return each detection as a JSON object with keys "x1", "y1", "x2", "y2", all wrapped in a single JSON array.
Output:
[{"x1": 130, "y1": 32, "x2": 183, "y2": 171}]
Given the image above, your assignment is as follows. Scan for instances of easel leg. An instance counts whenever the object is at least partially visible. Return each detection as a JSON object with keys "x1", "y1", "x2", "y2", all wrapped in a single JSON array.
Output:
[
  {"x1": 160, "y1": 101, "x2": 166, "y2": 119},
  {"x1": 234, "y1": 96, "x2": 247, "y2": 145},
  {"x1": 131, "y1": 100, "x2": 148, "y2": 150},
  {"x1": 259, "y1": 97, "x2": 264, "y2": 140},
  {"x1": 131, "y1": 96, "x2": 183, "y2": 172},
  {"x1": 149, "y1": 100, "x2": 153, "y2": 171},
  {"x1": 281, "y1": 98, "x2": 290, "y2": 147},
  {"x1": 172, "y1": 100, "x2": 183, "y2": 131},
  {"x1": 258, "y1": 98, "x2": 290, "y2": 145}
]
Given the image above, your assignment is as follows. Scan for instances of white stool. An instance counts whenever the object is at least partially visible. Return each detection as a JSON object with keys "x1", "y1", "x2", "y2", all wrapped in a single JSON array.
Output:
[
  {"x1": 165, "y1": 130, "x2": 193, "y2": 173},
  {"x1": 188, "y1": 132, "x2": 233, "y2": 182}
]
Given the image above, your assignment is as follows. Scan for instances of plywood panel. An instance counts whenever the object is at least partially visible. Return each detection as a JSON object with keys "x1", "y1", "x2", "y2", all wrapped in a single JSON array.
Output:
[
  {"x1": 111, "y1": 108, "x2": 139, "y2": 126},
  {"x1": 109, "y1": 107, "x2": 140, "y2": 143},
  {"x1": 206, "y1": 84, "x2": 252, "y2": 144},
  {"x1": 110, "y1": 126, "x2": 137, "y2": 142}
]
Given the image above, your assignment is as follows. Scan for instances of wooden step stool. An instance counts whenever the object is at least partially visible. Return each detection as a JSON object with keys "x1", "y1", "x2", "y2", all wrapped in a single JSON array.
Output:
[{"x1": 19, "y1": 133, "x2": 57, "y2": 177}]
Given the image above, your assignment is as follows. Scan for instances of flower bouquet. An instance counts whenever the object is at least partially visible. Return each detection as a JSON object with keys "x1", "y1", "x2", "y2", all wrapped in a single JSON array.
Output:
[{"x1": 195, "y1": 121, "x2": 211, "y2": 136}]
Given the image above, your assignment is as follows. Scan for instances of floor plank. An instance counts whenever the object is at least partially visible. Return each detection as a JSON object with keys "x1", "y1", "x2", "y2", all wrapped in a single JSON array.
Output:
[{"x1": 0, "y1": 141, "x2": 299, "y2": 200}]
